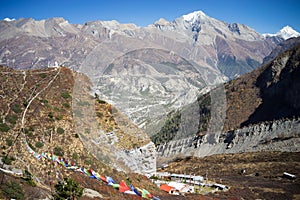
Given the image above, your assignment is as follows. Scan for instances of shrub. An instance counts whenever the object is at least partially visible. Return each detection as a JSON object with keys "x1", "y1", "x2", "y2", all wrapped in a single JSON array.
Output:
[
  {"x1": 22, "y1": 169, "x2": 36, "y2": 187},
  {"x1": 94, "y1": 93, "x2": 106, "y2": 104},
  {"x1": 63, "y1": 103, "x2": 70, "y2": 108},
  {"x1": 47, "y1": 126, "x2": 55, "y2": 131},
  {"x1": 28, "y1": 143, "x2": 36, "y2": 151},
  {"x1": 52, "y1": 178, "x2": 83, "y2": 200},
  {"x1": 2, "y1": 156, "x2": 15, "y2": 165},
  {"x1": 48, "y1": 112, "x2": 53, "y2": 119},
  {"x1": 23, "y1": 101, "x2": 28, "y2": 107},
  {"x1": 61, "y1": 92, "x2": 70, "y2": 99},
  {"x1": 25, "y1": 178, "x2": 36, "y2": 187},
  {"x1": 29, "y1": 126, "x2": 35, "y2": 132},
  {"x1": 0, "y1": 123, "x2": 10, "y2": 132},
  {"x1": 2, "y1": 181, "x2": 24, "y2": 199},
  {"x1": 53, "y1": 106, "x2": 60, "y2": 111},
  {"x1": 57, "y1": 127, "x2": 64, "y2": 134},
  {"x1": 72, "y1": 153, "x2": 78, "y2": 160},
  {"x1": 55, "y1": 115, "x2": 63, "y2": 120},
  {"x1": 84, "y1": 158, "x2": 92, "y2": 165},
  {"x1": 6, "y1": 138, "x2": 13, "y2": 146},
  {"x1": 24, "y1": 169, "x2": 32, "y2": 177},
  {"x1": 97, "y1": 99, "x2": 106, "y2": 104},
  {"x1": 6, "y1": 115, "x2": 18, "y2": 125},
  {"x1": 26, "y1": 131, "x2": 34, "y2": 138},
  {"x1": 54, "y1": 146, "x2": 64, "y2": 156},
  {"x1": 35, "y1": 141, "x2": 44, "y2": 148},
  {"x1": 96, "y1": 112, "x2": 103, "y2": 118},
  {"x1": 40, "y1": 73, "x2": 47, "y2": 78},
  {"x1": 12, "y1": 104, "x2": 22, "y2": 113},
  {"x1": 150, "y1": 175, "x2": 159, "y2": 180},
  {"x1": 40, "y1": 99, "x2": 48, "y2": 104}
]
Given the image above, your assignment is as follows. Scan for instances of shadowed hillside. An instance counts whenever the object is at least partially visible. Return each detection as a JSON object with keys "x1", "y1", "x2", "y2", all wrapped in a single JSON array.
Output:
[{"x1": 152, "y1": 43, "x2": 300, "y2": 146}]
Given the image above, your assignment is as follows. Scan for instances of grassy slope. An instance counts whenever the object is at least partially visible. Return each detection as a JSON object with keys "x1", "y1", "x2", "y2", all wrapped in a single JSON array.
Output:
[{"x1": 0, "y1": 66, "x2": 161, "y2": 199}]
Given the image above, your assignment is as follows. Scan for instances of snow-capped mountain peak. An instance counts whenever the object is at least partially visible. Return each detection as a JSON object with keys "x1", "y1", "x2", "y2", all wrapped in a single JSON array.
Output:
[
  {"x1": 263, "y1": 25, "x2": 300, "y2": 40},
  {"x1": 277, "y1": 25, "x2": 300, "y2": 40},
  {"x1": 182, "y1": 11, "x2": 207, "y2": 22},
  {"x1": 3, "y1": 17, "x2": 15, "y2": 22}
]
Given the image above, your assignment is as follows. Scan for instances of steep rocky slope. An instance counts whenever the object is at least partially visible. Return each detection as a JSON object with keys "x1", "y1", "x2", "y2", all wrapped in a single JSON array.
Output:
[
  {"x1": 157, "y1": 118, "x2": 300, "y2": 160},
  {"x1": 0, "y1": 66, "x2": 159, "y2": 199},
  {"x1": 153, "y1": 43, "x2": 300, "y2": 151},
  {"x1": 242, "y1": 43, "x2": 300, "y2": 126}
]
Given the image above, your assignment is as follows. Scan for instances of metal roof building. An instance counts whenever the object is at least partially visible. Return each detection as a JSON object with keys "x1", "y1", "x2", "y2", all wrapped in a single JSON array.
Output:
[{"x1": 170, "y1": 173, "x2": 204, "y2": 182}]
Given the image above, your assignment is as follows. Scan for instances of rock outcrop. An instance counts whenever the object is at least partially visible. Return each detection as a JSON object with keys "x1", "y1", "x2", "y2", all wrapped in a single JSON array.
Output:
[
  {"x1": 157, "y1": 118, "x2": 300, "y2": 161},
  {"x1": 114, "y1": 142, "x2": 157, "y2": 175}
]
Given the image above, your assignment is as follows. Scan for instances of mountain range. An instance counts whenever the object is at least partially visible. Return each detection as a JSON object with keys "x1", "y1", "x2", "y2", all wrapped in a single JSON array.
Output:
[
  {"x1": 1, "y1": 10, "x2": 300, "y2": 199},
  {"x1": 1, "y1": 11, "x2": 299, "y2": 136}
]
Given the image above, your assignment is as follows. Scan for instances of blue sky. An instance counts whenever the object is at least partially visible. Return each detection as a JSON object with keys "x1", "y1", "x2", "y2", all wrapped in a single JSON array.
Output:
[{"x1": 0, "y1": 0, "x2": 299, "y2": 34}]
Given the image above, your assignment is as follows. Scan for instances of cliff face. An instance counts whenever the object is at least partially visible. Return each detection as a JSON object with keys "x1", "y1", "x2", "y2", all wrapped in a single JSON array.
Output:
[
  {"x1": 157, "y1": 118, "x2": 300, "y2": 162},
  {"x1": 152, "y1": 42, "x2": 300, "y2": 148}
]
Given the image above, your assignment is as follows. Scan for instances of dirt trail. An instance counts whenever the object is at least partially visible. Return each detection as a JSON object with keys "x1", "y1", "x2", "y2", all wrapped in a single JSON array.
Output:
[{"x1": 21, "y1": 68, "x2": 60, "y2": 131}]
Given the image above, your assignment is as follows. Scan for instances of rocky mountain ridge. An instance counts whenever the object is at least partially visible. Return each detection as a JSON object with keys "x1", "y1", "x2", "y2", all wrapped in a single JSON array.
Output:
[{"x1": 0, "y1": 11, "x2": 293, "y2": 136}]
